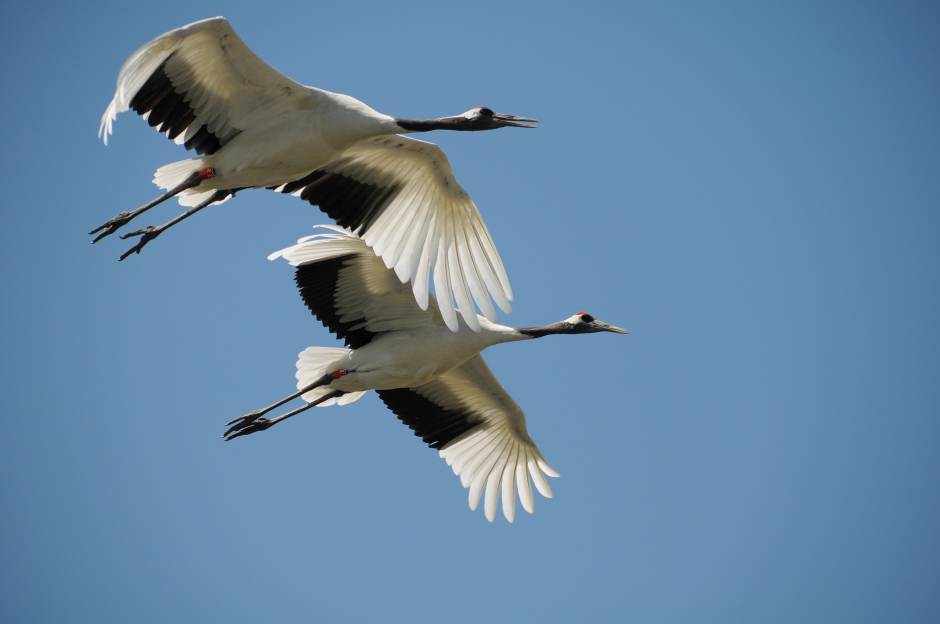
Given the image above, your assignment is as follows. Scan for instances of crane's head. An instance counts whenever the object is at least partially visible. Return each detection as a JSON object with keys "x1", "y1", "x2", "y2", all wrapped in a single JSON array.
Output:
[
  {"x1": 461, "y1": 107, "x2": 539, "y2": 129},
  {"x1": 516, "y1": 313, "x2": 627, "y2": 338},
  {"x1": 564, "y1": 312, "x2": 629, "y2": 334},
  {"x1": 394, "y1": 108, "x2": 539, "y2": 132}
]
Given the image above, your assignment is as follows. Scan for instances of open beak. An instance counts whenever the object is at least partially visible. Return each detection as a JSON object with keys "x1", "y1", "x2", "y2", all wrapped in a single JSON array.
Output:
[
  {"x1": 492, "y1": 112, "x2": 540, "y2": 128},
  {"x1": 593, "y1": 321, "x2": 629, "y2": 334}
]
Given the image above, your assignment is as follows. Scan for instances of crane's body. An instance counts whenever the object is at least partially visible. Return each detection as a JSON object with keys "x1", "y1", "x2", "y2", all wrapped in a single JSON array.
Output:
[
  {"x1": 323, "y1": 319, "x2": 525, "y2": 393},
  {"x1": 150, "y1": 89, "x2": 402, "y2": 200},
  {"x1": 222, "y1": 227, "x2": 628, "y2": 522},
  {"x1": 95, "y1": 17, "x2": 537, "y2": 331}
]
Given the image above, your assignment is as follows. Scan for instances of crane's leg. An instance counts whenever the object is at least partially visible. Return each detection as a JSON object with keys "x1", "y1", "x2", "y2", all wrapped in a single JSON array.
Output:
[
  {"x1": 223, "y1": 370, "x2": 348, "y2": 439},
  {"x1": 223, "y1": 389, "x2": 347, "y2": 441},
  {"x1": 117, "y1": 190, "x2": 232, "y2": 261},
  {"x1": 89, "y1": 171, "x2": 205, "y2": 243},
  {"x1": 227, "y1": 373, "x2": 335, "y2": 426}
]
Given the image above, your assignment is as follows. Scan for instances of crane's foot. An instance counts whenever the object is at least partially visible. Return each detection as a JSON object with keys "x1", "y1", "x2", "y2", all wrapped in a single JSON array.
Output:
[
  {"x1": 223, "y1": 411, "x2": 274, "y2": 441},
  {"x1": 118, "y1": 225, "x2": 165, "y2": 261},
  {"x1": 90, "y1": 211, "x2": 136, "y2": 243}
]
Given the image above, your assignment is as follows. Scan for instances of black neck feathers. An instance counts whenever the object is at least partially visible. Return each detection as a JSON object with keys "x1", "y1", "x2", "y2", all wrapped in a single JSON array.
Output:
[
  {"x1": 515, "y1": 322, "x2": 576, "y2": 339},
  {"x1": 394, "y1": 117, "x2": 475, "y2": 132}
]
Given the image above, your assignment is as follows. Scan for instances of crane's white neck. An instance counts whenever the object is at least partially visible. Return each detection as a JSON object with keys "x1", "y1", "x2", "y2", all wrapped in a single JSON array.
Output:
[
  {"x1": 317, "y1": 90, "x2": 406, "y2": 143},
  {"x1": 317, "y1": 91, "x2": 499, "y2": 140},
  {"x1": 474, "y1": 318, "x2": 534, "y2": 347}
]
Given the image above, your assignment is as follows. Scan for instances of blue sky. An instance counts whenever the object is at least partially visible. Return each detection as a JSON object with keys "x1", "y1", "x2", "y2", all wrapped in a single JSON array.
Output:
[{"x1": 1, "y1": 1, "x2": 938, "y2": 622}]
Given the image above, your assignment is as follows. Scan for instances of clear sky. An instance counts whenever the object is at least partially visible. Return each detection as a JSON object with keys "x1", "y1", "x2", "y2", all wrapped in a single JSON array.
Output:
[{"x1": 1, "y1": 1, "x2": 938, "y2": 622}]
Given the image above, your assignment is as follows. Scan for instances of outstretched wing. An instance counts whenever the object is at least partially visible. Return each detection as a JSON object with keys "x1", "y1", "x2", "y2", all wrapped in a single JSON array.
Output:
[
  {"x1": 377, "y1": 354, "x2": 559, "y2": 523},
  {"x1": 269, "y1": 227, "x2": 445, "y2": 349},
  {"x1": 99, "y1": 17, "x2": 318, "y2": 154},
  {"x1": 272, "y1": 135, "x2": 514, "y2": 333}
]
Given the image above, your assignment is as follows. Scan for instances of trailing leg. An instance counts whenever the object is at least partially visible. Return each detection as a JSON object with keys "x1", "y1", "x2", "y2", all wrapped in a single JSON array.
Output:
[
  {"x1": 89, "y1": 170, "x2": 207, "y2": 242},
  {"x1": 223, "y1": 389, "x2": 347, "y2": 441},
  {"x1": 225, "y1": 372, "x2": 335, "y2": 430},
  {"x1": 118, "y1": 189, "x2": 232, "y2": 260}
]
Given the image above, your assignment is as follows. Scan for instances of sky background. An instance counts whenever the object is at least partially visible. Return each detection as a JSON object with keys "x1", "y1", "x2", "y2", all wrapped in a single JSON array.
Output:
[{"x1": 2, "y1": 1, "x2": 938, "y2": 622}]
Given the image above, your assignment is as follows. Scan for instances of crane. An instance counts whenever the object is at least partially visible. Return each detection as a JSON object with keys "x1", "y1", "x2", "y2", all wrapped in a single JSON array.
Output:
[
  {"x1": 223, "y1": 227, "x2": 628, "y2": 522},
  {"x1": 95, "y1": 17, "x2": 538, "y2": 331}
]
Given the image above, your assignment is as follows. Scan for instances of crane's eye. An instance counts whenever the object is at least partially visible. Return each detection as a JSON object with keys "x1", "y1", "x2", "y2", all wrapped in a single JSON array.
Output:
[
  {"x1": 479, "y1": 107, "x2": 493, "y2": 116},
  {"x1": 578, "y1": 313, "x2": 594, "y2": 323}
]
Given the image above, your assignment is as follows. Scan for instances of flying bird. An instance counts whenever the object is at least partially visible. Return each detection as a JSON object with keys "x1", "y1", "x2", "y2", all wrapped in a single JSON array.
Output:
[
  {"x1": 94, "y1": 17, "x2": 538, "y2": 331},
  {"x1": 223, "y1": 227, "x2": 628, "y2": 522}
]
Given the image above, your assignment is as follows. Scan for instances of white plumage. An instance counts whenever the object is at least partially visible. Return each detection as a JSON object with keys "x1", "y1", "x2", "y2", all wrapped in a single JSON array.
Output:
[
  {"x1": 96, "y1": 17, "x2": 538, "y2": 331},
  {"x1": 224, "y1": 227, "x2": 628, "y2": 522}
]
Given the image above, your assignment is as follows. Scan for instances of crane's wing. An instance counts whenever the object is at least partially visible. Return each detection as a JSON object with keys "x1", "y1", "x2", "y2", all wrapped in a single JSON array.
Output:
[
  {"x1": 271, "y1": 135, "x2": 513, "y2": 333},
  {"x1": 99, "y1": 17, "x2": 318, "y2": 154},
  {"x1": 269, "y1": 226, "x2": 444, "y2": 349},
  {"x1": 376, "y1": 354, "x2": 559, "y2": 523}
]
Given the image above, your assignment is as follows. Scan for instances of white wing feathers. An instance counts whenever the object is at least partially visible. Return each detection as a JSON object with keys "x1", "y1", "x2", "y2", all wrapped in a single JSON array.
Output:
[
  {"x1": 99, "y1": 16, "x2": 315, "y2": 145},
  {"x1": 414, "y1": 355, "x2": 559, "y2": 522},
  {"x1": 267, "y1": 225, "x2": 364, "y2": 265},
  {"x1": 276, "y1": 136, "x2": 514, "y2": 333}
]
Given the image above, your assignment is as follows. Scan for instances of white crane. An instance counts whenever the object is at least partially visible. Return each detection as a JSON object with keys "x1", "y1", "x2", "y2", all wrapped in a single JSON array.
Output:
[
  {"x1": 95, "y1": 17, "x2": 538, "y2": 331},
  {"x1": 223, "y1": 227, "x2": 628, "y2": 522}
]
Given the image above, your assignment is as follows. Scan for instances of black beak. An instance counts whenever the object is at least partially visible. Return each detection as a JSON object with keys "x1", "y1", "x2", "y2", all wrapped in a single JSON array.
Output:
[{"x1": 492, "y1": 112, "x2": 540, "y2": 128}]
